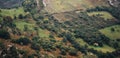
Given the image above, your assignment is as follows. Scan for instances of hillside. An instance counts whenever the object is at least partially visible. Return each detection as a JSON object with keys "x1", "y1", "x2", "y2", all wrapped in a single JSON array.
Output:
[
  {"x1": 0, "y1": 0, "x2": 120, "y2": 58},
  {"x1": 43, "y1": 0, "x2": 109, "y2": 14}
]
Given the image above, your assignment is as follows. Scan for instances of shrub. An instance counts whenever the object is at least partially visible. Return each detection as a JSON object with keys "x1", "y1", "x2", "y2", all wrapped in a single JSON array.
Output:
[
  {"x1": 69, "y1": 49, "x2": 78, "y2": 56},
  {"x1": 31, "y1": 43, "x2": 40, "y2": 50},
  {"x1": 0, "y1": 29, "x2": 10, "y2": 39},
  {"x1": 18, "y1": 14, "x2": 24, "y2": 19},
  {"x1": 15, "y1": 37, "x2": 31, "y2": 45},
  {"x1": 111, "y1": 28, "x2": 115, "y2": 32},
  {"x1": 0, "y1": 41, "x2": 5, "y2": 49},
  {"x1": 60, "y1": 49, "x2": 66, "y2": 55}
]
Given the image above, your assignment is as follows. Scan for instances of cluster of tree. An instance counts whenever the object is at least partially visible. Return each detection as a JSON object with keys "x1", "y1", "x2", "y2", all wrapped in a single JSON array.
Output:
[
  {"x1": 108, "y1": 39, "x2": 120, "y2": 49},
  {"x1": 0, "y1": 46, "x2": 19, "y2": 58},
  {"x1": 1, "y1": 16, "x2": 16, "y2": 28},
  {"x1": 88, "y1": 48, "x2": 120, "y2": 58},
  {"x1": 0, "y1": 43, "x2": 31, "y2": 58},
  {"x1": 22, "y1": 0, "x2": 44, "y2": 20},
  {"x1": 0, "y1": 29, "x2": 10, "y2": 39},
  {"x1": 14, "y1": 37, "x2": 31, "y2": 45},
  {"x1": 22, "y1": 0, "x2": 37, "y2": 12},
  {"x1": 31, "y1": 37, "x2": 41, "y2": 50},
  {"x1": 31, "y1": 36, "x2": 56, "y2": 51},
  {"x1": 0, "y1": 41, "x2": 5, "y2": 49}
]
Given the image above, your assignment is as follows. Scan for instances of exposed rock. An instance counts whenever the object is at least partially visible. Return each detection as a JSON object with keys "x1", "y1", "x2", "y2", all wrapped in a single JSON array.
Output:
[{"x1": 108, "y1": 0, "x2": 120, "y2": 7}]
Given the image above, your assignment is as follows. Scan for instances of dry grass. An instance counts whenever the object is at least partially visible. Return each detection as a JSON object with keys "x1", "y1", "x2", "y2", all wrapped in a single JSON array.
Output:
[{"x1": 43, "y1": 0, "x2": 109, "y2": 14}]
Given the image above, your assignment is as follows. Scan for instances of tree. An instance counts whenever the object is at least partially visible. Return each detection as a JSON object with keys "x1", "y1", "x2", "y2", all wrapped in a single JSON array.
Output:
[
  {"x1": 69, "y1": 48, "x2": 78, "y2": 56},
  {"x1": 28, "y1": 55, "x2": 34, "y2": 58},
  {"x1": 0, "y1": 9, "x2": 1, "y2": 12},
  {"x1": 60, "y1": 49, "x2": 66, "y2": 55},
  {"x1": 15, "y1": 37, "x2": 31, "y2": 45},
  {"x1": 2, "y1": 16, "x2": 15, "y2": 28},
  {"x1": 0, "y1": 41, "x2": 5, "y2": 49},
  {"x1": 0, "y1": 29, "x2": 10, "y2": 39},
  {"x1": 24, "y1": 25, "x2": 28, "y2": 31},
  {"x1": 3, "y1": 16, "x2": 13, "y2": 23},
  {"x1": 111, "y1": 28, "x2": 115, "y2": 32},
  {"x1": 9, "y1": 46, "x2": 19, "y2": 58},
  {"x1": 31, "y1": 43, "x2": 40, "y2": 50},
  {"x1": 18, "y1": 14, "x2": 24, "y2": 19},
  {"x1": 0, "y1": 46, "x2": 19, "y2": 58}
]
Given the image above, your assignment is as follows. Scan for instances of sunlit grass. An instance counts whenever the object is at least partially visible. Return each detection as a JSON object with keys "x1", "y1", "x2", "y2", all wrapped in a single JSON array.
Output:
[
  {"x1": 87, "y1": 11, "x2": 114, "y2": 20},
  {"x1": 38, "y1": 29, "x2": 50, "y2": 38},
  {"x1": 99, "y1": 25, "x2": 120, "y2": 39},
  {"x1": 15, "y1": 21, "x2": 50, "y2": 38},
  {"x1": 15, "y1": 21, "x2": 35, "y2": 31},
  {"x1": 0, "y1": 7, "x2": 25, "y2": 18},
  {"x1": 88, "y1": 45, "x2": 115, "y2": 53},
  {"x1": 76, "y1": 38, "x2": 115, "y2": 53}
]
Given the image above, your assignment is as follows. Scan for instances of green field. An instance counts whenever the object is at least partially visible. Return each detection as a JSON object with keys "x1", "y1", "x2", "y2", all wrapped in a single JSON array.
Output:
[
  {"x1": 0, "y1": 7, "x2": 25, "y2": 18},
  {"x1": 75, "y1": 38, "x2": 88, "y2": 46},
  {"x1": 89, "y1": 45, "x2": 115, "y2": 53},
  {"x1": 43, "y1": 0, "x2": 109, "y2": 14},
  {"x1": 76, "y1": 38, "x2": 115, "y2": 53},
  {"x1": 99, "y1": 25, "x2": 120, "y2": 39},
  {"x1": 87, "y1": 11, "x2": 114, "y2": 20},
  {"x1": 44, "y1": 0, "x2": 93, "y2": 13},
  {"x1": 38, "y1": 29, "x2": 50, "y2": 38},
  {"x1": 15, "y1": 21, "x2": 35, "y2": 31},
  {"x1": 15, "y1": 21, "x2": 50, "y2": 38}
]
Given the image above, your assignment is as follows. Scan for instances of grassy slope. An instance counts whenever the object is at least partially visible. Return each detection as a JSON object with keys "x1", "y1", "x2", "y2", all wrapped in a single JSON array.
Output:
[
  {"x1": 99, "y1": 25, "x2": 120, "y2": 39},
  {"x1": 0, "y1": 7, "x2": 25, "y2": 18},
  {"x1": 76, "y1": 38, "x2": 115, "y2": 53},
  {"x1": 87, "y1": 11, "x2": 114, "y2": 20},
  {"x1": 89, "y1": 45, "x2": 115, "y2": 53},
  {"x1": 44, "y1": 0, "x2": 92, "y2": 13},
  {"x1": 15, "y1": 21, "x2": 50, "y2": 38},
  {"x1": 38, "y1": 29, "x2": 50, "y2": 38},
  {"x1": 43, "y1": 0, "x2": 109, "y2": 14},
  {"x1": 15, "y1": 21, "x2": 35, "y2": 31}
]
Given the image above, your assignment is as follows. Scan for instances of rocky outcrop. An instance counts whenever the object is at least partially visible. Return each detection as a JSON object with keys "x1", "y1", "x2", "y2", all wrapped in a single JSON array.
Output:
[{"x1": 108, "y1": 0, "x2": 120, "y2": 7}]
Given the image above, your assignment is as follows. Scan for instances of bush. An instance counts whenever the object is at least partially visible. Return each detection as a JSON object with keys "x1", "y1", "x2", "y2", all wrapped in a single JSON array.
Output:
[
  {"x1": 69, "y1": 49, "x2": 78, "y2": 56},
  {"x1": 28, "y1": 54, "x2": 34, "y2": 58},
  {"x1": 15, "y1": 37, "x2": 31, "y2": 45},
  {"x1": 18, "y1": 14, "x2": 24, "y2": 19},
  {"x1": 31, "y1": 43, "x2": 40, "y2": 50},
  {"x1": 60, "y1": 49, "x2": 66, "y2": 55},
  {"x1": 0, "y1": 29, "x2": 10, "y2": 39},
  {"x1": 0, "y1": 41, "x2": 5, "y2": 49},
  {"x1": 111, "y1": 28, "x2": 115, "y2": 32}
]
